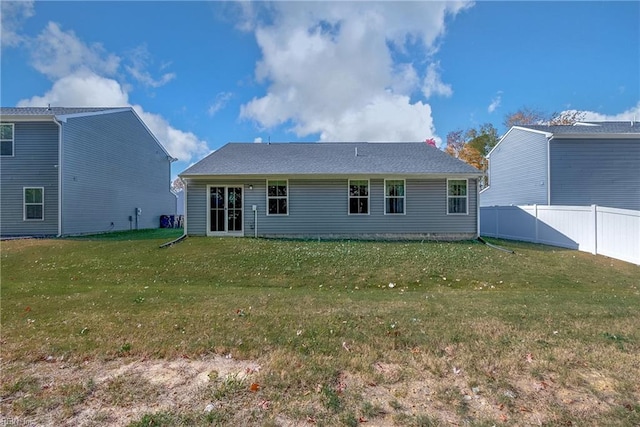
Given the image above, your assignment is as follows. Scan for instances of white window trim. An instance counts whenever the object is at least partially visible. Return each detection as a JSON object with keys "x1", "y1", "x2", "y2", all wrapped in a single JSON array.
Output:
[
  {"x1": 348, "y1": 179, "x2": 370, "y2": 215},
  {"x1": 24, "y1": 187, "x2": 44, "y2": 221},
  {"x1": 446, "y1": 178, "x2": 469, "y2": 215},
  {"x1": 1, "y1": 123, "x2": 14, "y2": 157},
  {"x1": 384, "y1": 179, "x2": 406, "y2": 215},
  {"x1": 266, "y1": 179, "x2": 289, "y2": 216}
]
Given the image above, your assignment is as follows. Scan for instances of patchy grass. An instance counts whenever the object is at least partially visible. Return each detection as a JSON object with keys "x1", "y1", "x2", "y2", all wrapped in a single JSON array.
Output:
[{"x1": 1, "y1": 233, "x2": 639, "y2": 426}]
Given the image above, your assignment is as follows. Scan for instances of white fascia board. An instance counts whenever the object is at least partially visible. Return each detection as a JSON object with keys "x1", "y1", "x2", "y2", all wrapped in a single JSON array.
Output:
[
  {"x1": 56, "y1": 107, "x2": 177, "y2": 162},
  {"x1": 552, "y1": 133, "x2": 640, "y2": 140},
  {"x1": 512, "y1": 126, "x2": 554, "y2": 137},
  {"x1": 0, "y1": 115, "x2": 57, "y2": 122},
  {"x1": 54, "y1": 108, "x2": 131, "y2": 122},
  {"x1": 180, "y1": 173, "x2": 483, "y2": 181},
  {"x1": 126, "y1": 108, "x2": 177, "y2": 161},
  {"x1": 486, "y1": 126, "x2": 554, "y2": 159}
]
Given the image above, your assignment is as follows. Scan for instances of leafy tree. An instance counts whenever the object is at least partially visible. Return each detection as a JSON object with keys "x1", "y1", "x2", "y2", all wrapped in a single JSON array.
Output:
[
  {"x1": 466, "y1": 123, "x2": 499, "y2": 156},
  {"x1": 445, "y1": 124, "x2": 499, "y2": 188}
]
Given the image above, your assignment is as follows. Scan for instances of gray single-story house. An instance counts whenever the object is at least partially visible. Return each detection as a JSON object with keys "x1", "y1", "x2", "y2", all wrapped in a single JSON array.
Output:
[
  {"x1": 179, "y1": 142, "x2": 482, "y2": 239},
  {"x1": 480, "y1": 121, "x2": 640, "y2": 210},
  {"x1": 0, "y1": 107, "x2": 176, "y2": 237}
]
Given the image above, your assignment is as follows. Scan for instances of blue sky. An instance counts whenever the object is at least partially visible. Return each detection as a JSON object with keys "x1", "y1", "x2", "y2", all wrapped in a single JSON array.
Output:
[{"x1": 2, "y1": 1, "x2": 639, "y2": 181}]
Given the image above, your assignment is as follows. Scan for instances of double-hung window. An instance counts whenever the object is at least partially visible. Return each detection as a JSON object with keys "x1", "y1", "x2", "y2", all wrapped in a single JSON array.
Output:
[
  {"x1": 1, "y1": 123, "x2": 14, "y2": 156},
  {"x1": 267, "y1": 180, "x2": 288, "y2": 215},
  {"x1": 385, "y1": 179, "x2": 405, "y2": 214},
  {"x1": 447, "y1": 179, "x2": 468, "y2": 214},
  {"x1": 24, "y1": 187, "x2": 44, "y2": 220},
  {"x1": 348, "y1": 179, "x2": 369, "y2": 215}
]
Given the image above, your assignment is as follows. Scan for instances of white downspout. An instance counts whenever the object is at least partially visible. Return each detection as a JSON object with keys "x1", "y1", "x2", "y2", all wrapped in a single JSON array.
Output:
[
  {"x1": 477, "y1": 178, "x2": 480, "y2": 238},
  {"x1": 254, "y1": 206, "x2": 258, "y2": 238},
  {"x1": 183, "y1": 179, "x2": 188, "y2": 236},
  {"x1": 546, "y1": 136, "x2": 552, "y2": 205},
  {"x1": 53, "y1": 117, "x2": 63, "y2": 237}
]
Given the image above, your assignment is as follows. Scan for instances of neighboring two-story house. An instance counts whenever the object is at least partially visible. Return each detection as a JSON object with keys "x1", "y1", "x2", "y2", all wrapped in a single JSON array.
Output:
[
  {"x1": 480, "y1": 122, "x2": 640, "y2": 210},
  {"x1": 0, "y1": 107, "x2": 176, "y2": 237}
]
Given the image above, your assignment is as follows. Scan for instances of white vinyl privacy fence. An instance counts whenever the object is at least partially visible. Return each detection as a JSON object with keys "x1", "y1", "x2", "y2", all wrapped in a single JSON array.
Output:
[{"x1": 480, "y1": 205, "x2": 640, "y2": 265}]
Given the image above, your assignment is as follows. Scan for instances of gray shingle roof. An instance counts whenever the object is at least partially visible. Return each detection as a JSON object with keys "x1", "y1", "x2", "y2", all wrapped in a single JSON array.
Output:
[
  {"x1": 520, "y1": 121, "x2": 640, "y2": 135},
  {"x1": 181, "y1": 142, "x2": 481, "y2": 176},
  {"x1": 0, "y1": 107, "x2": 126, "y2": 116}
]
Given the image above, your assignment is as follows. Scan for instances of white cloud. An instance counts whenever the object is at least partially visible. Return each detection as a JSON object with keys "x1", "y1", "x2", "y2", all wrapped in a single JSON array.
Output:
[
  {"x1": 208, "y1": 92, "x2": 233, "y2": 116},
  {"x1": 422, "y1": 62, "x2": 453, "y2": 99},
  {"x1": 576, "y1": 102, "x2": 640, "y2": 122},
  {"x1": 125, "y1": 44, "x2": 176, "y2": 88},
  {"x1": 1, "y1": 0, "x2": 34, "y2": 48},
  {"x1": 17, "y1": 71, "x2": 129, "y2": 107},
  {"x1": 132, "y1": 105, "x2": 210, "y2": 162},
  {"x1": 17, "y1": 21, "x2": 207, "y2": 164},
  {"x1": 254, "y1": 137, "x2": 263, "y2": 143},
  {"x1": 17, "y1": 71, "x2": 208, "y2": 162},
  {"x1": 488, "y1": 91, "x2": 502, "y2": 113},
  {"x1": 240, "y1": 2, "x2": 472, "y2": 142},
  {"x1": 126, "y1": 66, "x2": 175, "y2": 89},
  {"x1": 316, "y1": 95, "x2": 441, "y2": 145},
  {"x1": 29, "y1": 22, "x2": 120, "y2": 79}
]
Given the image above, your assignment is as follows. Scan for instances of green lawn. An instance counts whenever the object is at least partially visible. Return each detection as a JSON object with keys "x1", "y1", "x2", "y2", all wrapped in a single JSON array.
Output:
[{"x1": 1, "y1": 231, "x2": 639, "y2": 426}]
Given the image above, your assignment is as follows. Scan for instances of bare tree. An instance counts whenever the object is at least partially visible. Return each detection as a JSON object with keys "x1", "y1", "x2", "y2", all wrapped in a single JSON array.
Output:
[
  {"x1": 549, "y1": 110, "x2": 586, "y2": 125},
  {"x1": 503, "y1": 107, "x2": 548, "y2": 129},
  {"x1": 171, "y1": 177, "x2": 185, "y2": 192}
]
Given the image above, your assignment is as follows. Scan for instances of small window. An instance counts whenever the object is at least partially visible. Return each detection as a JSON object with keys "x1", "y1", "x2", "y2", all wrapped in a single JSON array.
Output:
[
  {"x1": 1, "y1": 123, "x2": 14, "y2": 156},
  {"x1": 24, "y1": 187, "x2": 44, "y2": 220},
  {"x1": 348, "y1": 179, "x2": 369, "y2": 215},
  {"x1": 267, "y1": 180, "x2": 288, "y2": 215},
  {"x1": 447, "y1": 179, "x2": 468, "y2": 214},
  {"x1": 385, "y1": 179, "x2": 405, "y2": 214}
]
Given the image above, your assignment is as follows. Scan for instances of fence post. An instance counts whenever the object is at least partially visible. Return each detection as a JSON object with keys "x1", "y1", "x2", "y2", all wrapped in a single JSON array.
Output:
[{"x1": 592, "y1": 204, "x2": 598, "y2": 255}]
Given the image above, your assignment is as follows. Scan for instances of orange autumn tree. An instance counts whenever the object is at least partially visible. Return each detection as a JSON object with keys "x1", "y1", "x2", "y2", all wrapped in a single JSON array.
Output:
[{"x1": 445, "y1": 124, "x2": 499, "y2": 188}]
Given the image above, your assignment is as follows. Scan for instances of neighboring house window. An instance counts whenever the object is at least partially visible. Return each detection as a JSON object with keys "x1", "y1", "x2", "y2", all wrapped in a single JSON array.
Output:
[
  {"x1": 447, "y1": 179, "x2": 468, "y2": 214},
  {"x1": 267, "y1": 180, "x2": 288, "y2": 215},
  {"x1": 385, "y1": 179, "x2": 405, "y2": 214},
  {"x1": 24, "y1": 187, "x2": 44, "y2": 220},
  {"x1": 348, "y1": 179, "x2": 369, "y2": 215},
  {"x1": 1, "y1": 123, "x2": 14, "y2": 156}
]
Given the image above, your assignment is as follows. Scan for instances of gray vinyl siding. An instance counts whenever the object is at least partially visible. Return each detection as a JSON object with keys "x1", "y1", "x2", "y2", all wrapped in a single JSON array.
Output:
[
  {"x1": 0, "y1": 121, "x2": 59, "y2": 236},
  {"x1": 185, "y1": 182, "x2": 207, "y2": 235},
  {"x1": 550, "y1": 138, "x2": 640, "y2": 210},
  {"x1": 481, "y1": 128, "x2": 549, "y2": 206},
  {"x1": 61, "y1": 111, "x2": 174, "y2": 235},
  {"x1": 185, "y1": 177, "x2": 477, "y2": 239}
]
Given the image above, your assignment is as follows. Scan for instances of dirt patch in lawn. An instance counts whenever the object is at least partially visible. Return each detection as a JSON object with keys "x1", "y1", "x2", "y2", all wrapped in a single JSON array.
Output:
[
  {"x1": 3, "y1": 355, "x2": 636, "y2": 426},
  {"x1": 1, "y1": 356, "x2": 262, "y2": 426}
]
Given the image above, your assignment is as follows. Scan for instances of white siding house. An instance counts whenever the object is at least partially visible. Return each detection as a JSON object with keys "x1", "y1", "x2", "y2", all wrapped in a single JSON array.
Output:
[
  {"x1": 0, "y1": 107, "x2": 176, "y2": 236},
  {"x1": 481, "y1": 122, "x2": 640, "y2": 210},
  {"x1": 180, "y1": 142, "x2": 482, "y2": 240}
]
